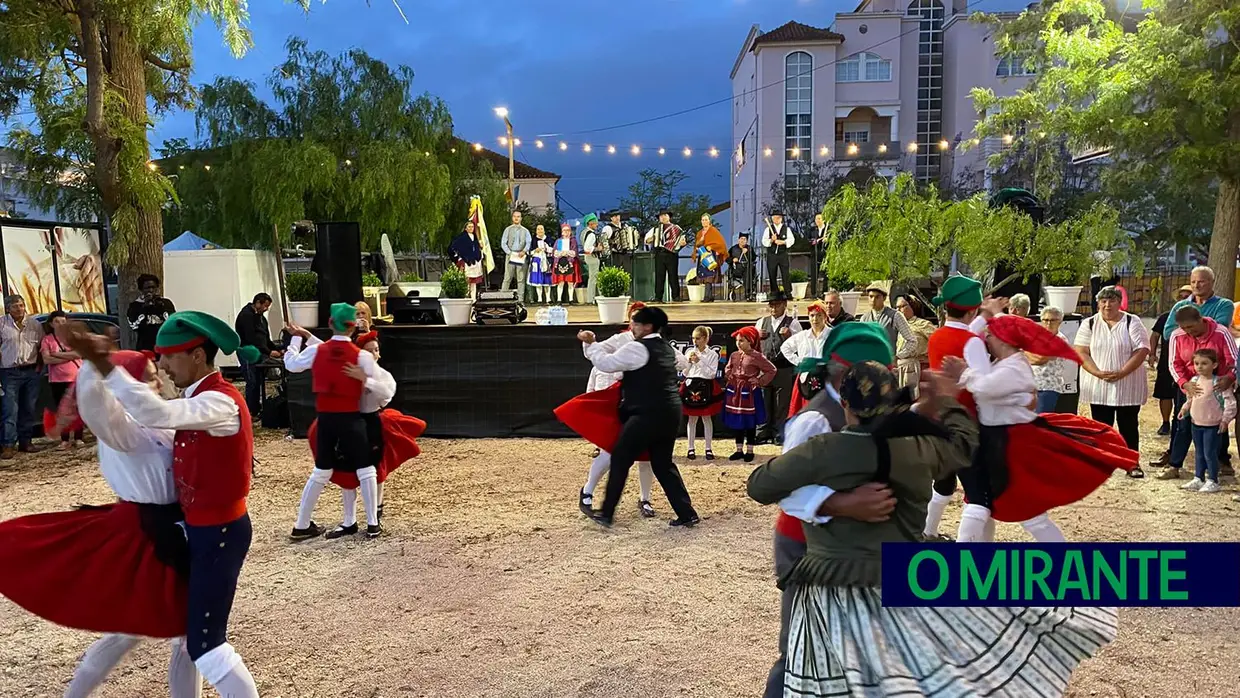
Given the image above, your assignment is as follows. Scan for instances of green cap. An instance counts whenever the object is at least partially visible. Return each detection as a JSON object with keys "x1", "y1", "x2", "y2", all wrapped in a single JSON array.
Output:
[
  {"x1": 329, "y1": 302, "x2": 357, "y2": 333},
  {"x1": 582, "y1": 213, "x2": 598, "y2": 225},
  {"x1": 932, "y1": 275, "x2": 983, "y2": 310},
  {"x1": 820, "y1": 322, "x2": 894, "y2": 367},
  {"x1": 155, "y1": 310, "x2": 261, "y2": 364}
]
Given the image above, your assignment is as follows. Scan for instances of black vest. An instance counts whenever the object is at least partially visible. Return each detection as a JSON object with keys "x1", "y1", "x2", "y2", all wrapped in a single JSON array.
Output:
[
  {"x1": 769, "y1": 223, "x2": 791, "y2": 255},
  {"x1": 803, "y1": 389, "x2": 846, "y2": 432},
  {"x1": 620, "y1": 337, "x2": 682, "y2": 414}
]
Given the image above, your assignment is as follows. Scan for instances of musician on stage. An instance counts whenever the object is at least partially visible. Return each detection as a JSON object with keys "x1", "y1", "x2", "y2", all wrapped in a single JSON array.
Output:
[
  {"x1": 762, "y1": 209, "x2": 795, "y2": 294},
  {"x1": 728, "y1": 232, "x2": 754, "y2": 301},
  {"x1": 692, "y1": 213, "x2": 728, "y2": 303},
  {"x1": 603, "y1": 211, "x2": 635, "y2": 277},
  {"x1": 581, "y1": 214, "x2": 603, "y2": 304},
  {"x1": 811, "y1": 213, "x2": 827, "y2": 298},
  {"x1": 648, "y1": 210, "x2": 683, "y2": 303}
]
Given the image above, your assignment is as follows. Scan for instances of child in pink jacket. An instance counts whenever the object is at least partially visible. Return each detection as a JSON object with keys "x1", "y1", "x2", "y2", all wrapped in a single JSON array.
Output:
[{"x1": 1177, "y1": 347, "x2": 1237, "y2": 493}]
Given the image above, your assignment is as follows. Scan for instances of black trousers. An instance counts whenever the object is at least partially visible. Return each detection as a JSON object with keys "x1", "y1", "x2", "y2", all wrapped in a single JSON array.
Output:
[
  {"x1": 315, "y1": 412, "x2": 369, "y2": 472},
  {"x1": 1089, "y1": 404, "x2": 1140, "y2": 452},
  {"x1": 654, "y1": 249, "x2": 680, "y2": 302},
  {"x1": 760, "y1": 367, "x2": 793, "y2": 439},
  {"x1": 363, "y1": 411, "x2": 384, "y2": 468},
  {"x1": 767, "y1": 252, "x2": 789, "y2": 293},
  {"x1": 600, "y1": 408, "x2": 697, "y2": 520}
]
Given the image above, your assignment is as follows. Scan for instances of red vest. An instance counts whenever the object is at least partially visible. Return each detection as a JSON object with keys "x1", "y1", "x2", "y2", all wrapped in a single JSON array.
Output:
[
  {"x1": 928, "y1": 325, "x2": 978, "y2": 415},
  {"x1": 172, "y1": 372, "x2": 253, "y2": 526},
  {"x1": 312, "y1": 340, "x2": 364, "y2": 413}
]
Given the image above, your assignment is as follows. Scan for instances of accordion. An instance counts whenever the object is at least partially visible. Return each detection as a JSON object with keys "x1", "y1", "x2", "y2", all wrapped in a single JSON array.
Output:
[{"x1": 472, "y1": 290, "x2": 527, "y2": 325}]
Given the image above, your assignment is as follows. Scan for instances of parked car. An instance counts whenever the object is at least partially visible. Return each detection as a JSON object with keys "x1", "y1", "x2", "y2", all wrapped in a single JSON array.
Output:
[{"x1": 33, "y1": 312, "x2": 119, "y2": 336}]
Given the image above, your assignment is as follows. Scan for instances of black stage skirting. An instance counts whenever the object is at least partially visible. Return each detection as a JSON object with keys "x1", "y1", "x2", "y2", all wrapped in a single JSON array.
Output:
[{"x1": 286, "y1": 321, "x2": 751, "y2": 439}]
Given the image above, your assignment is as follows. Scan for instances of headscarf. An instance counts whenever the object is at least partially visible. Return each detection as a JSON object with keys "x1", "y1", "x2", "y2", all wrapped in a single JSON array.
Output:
[
  {"x1": 732, "y1": 326, "x2": 761, "y2": 348},
  {"x1": 840, "y1": 360, "x2": 899, "y2": 421},
  {"x1": 354, "y1": 330, "x2": 379, "y2": 348},
  {"x1": 987, "y1": 314, "x2": 1083, "y2": 364},
  {"x1": 48, "y1": 351, "x2": 153, "y2": 439},
  {"x1": 806, "y1": 300, "x2": 827, "y2": 316}
]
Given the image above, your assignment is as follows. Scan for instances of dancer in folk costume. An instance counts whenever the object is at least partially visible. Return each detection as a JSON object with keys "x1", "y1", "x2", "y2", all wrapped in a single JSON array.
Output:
[
  {"x1": 552, "y1": 222, "x2": 582, "y2": 304},
  {"x1": 945, "y1": 312, "x2": 1140, "y2": 543},
  {"x1": 303, "y1": 330, "x2": 426, "y2": 539},
  {"x1": 69, "y1": 312, "x2": 264, "y2": 697},
  {"x1": 723, "y1": 326, "x2": 778, "y2": 461},
  {"x1": 0, "y1": 348, "x2": 201, "y2": 698},
  {"x1": 781, "y1": 300, "x2": 833, "y2": 417},
  {"x1": 528, "y1": 224, "x2": 555, "y2": 304},
  {"x1": 749, "y1": 360, "x2": 1117, "y2": 698},
  {"x1": 285, "y1": 303, "x2": 383, "y2": 540},
  {"x1": 565, "y1": 300, "x2": 658, "y2": 518},
  {"x1": 679, "y1": 325, "x2": 723, "y2": 460}
]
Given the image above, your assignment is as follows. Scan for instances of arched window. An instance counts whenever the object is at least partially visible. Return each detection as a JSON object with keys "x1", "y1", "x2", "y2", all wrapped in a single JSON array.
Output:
[
  {"x1": 836, "y1": 52, "x2": 892, "y2": 83},
  {"x1": 784, "y1": 52, "x2": 813, "y2": 191}
]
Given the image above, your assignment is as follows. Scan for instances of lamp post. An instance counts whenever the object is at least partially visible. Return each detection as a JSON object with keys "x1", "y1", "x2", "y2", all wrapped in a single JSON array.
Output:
[{"x1": 495, "y1": 107, "x2": 515, "y2": 209}]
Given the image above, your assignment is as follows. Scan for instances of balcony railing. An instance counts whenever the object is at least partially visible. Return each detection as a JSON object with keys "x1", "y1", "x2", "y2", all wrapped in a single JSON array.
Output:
[{"x1": 834, "y1": 141, "x2": 901, "y2": 161}]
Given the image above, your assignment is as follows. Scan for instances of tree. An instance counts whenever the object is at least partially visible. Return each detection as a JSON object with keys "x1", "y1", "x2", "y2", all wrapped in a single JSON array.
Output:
[
  {"x1": 972, "y1": 0, "x2": 1240, "y2": 294},
  {"x1": 618, "y1": 169, "x2": 713, "y2": 233},
  {"x1": 766, "y1": 159, "x2": 847, "y2": 250},
  {"x1": 0, "y1": 0, "x2": 275, "y2": 327}
]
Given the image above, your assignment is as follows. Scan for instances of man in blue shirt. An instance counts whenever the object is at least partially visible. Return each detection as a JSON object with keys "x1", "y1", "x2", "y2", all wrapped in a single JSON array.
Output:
[{"x1": 500, "y1": 210, "x2": 531, "y2": 301}]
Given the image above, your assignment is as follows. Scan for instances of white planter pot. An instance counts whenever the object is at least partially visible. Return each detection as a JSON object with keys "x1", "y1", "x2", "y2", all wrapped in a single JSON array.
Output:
[
  {"x1": 791, "y1": 282, "x2": 809, "y2": 300},
  {"x1": 596, "y1": 296, "x2": 631, "y2": 324},
  {"x1": 397, "y1": 282, "x2": 440, "y2": 298},
  {"x1": 288, "y1": 301, "x2": 319, "y2": 328},
  {"x1": 440, "y1": 298, "x2": 474, "y2": 326},
  {"x1": 839, "y1": 291, "x2": 863, "y2": 315},
  {"x1": 686, "y1": 285, "x2": 706, "y2": 302},
  {"x1": 1044, "y1": 286, "x2": 1084, "y2": 314}
]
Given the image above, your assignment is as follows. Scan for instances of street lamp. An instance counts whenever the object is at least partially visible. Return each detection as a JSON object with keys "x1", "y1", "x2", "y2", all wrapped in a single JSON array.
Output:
[{"x1": 495, "y1": 107, "x2": 515, "y2": 209}]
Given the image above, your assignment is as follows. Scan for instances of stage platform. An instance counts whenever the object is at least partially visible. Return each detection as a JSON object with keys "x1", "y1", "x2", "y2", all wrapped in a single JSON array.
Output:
[{"x1": 519, "y1": 300, "x2": 769, "y2": 325}]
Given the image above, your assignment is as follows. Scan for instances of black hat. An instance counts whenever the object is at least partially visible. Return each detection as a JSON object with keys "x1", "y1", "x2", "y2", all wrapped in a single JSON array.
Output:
[
  {"x1": 631, "y1": 306, "x2": 669, "y2": 332},
  {"x1": 737, "y1": 231, "x2": 750, "y2": 238},
  {"x1": 607, "y1": 210, "x2": 622, "y2": 218},
  {"x1": 658, "y1": 209, "x2": 672, "y2": 217},
  {"x1": 770, "y1": 208, "x2": 785, "y2": 217},
  {"x1": 768, "y1": 290, "x2": 791, "y2": 304}
]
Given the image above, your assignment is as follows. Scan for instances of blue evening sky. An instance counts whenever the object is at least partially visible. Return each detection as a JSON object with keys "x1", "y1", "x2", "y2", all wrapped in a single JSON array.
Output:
[{"x1": 158, "y1": 0, "x2": 1031, "y2": 223}]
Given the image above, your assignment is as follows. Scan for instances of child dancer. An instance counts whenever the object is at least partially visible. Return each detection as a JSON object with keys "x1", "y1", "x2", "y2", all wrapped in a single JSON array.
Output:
[
  {"x1": 1178, "y1": 348, "x2": 1236, "y2": 493},
  {"x1": 552, "y1": 222, "x2": 581, "y2": 304},
  {"x1": 723, "y1": 326, "x2": 777, "y2": 462},
  {"x1": 944, "y1": 313, "x2": 1139, "y2": 542},
  {"x1": 529, "y1": 224, "x2": 553, "y2": 304},
  {"x1": 680, "y1": 325, "x2": 723, "y2": 460}
]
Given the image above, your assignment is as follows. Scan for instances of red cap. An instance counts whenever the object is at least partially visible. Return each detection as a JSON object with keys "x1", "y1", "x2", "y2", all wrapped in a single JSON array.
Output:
[{"x1": 988, "y1": 314, "x2": 1081, "y2": 364}]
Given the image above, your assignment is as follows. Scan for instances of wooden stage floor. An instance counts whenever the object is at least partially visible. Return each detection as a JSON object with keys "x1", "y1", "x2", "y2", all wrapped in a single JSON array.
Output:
[{"x1": 520, "y1": 300, "x2": 776, "y2": 325}]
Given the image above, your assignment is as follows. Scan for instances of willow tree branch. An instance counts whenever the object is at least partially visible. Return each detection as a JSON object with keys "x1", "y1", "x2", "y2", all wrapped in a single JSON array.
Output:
[{"x1": 143, "y1": 51, "x2": 190, "y2": 73}]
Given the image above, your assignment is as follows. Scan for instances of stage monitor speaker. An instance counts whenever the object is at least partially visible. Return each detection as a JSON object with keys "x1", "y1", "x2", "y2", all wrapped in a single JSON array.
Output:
[
  {"x1": 311, "y1": 221, "x2": 363, "y2": 327},
  {"x1": 388, "y1": 294, "x2": 444, "y2": 325}
]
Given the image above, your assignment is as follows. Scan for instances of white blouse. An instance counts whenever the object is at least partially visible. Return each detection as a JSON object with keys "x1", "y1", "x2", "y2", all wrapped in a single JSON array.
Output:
[
  {"x1": 585, "y1": 331, "x2": 633, "y2": 392},
  {"x1": 76, "y1": 362, "x2": 178, "y2": 505},
  {"x1": 294, "y1": 335, "x2": 394, "y2": 413},
  {"x1": 680, "y1": 346, "x2": 720, "y2": 380},
  {"x1": 960, "y1": 352, "x2": 1037, "y2": 427},
  {"x1": 780, "y1": 326, "x2": 829, "y2": 366},
  {"x1": 1074, "y1": 312, "x2": 1150, "y2": 407}
]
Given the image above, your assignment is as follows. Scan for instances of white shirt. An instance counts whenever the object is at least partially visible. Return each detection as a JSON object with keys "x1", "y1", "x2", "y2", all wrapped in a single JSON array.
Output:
[
  {"x1": 960, "y1": 352, "x2": 1037, "y2": 426},
  {"x1": 781, "y1": 325, "x2": 829, "y2": 365},
  {"x1": 582, "y1": 228, "x2": 598, "y2": 254},
  {"x1": 762, "y1": 224, "x2": 795, "y2": 249},
  {"x1": 755, "y1": 312, "x2": 803, "y2": 335},
  {"x1": 0, "y1": 314, "x2": 42, "y2": 367},
  {"x1": 284, "y1": 334, "x2": 377, "y2": 377},
  {"x1": 585, "y1": 331, "x2": 634, "y2": 392},
  {"x1": 778, "y1": 384, "x2": 842, "y2": 524},
  {"x1": 76, "y1": 362, "x2": 178, "y2": 505},
  {"x1": 680, "y1": 346, "x2": 720, "y2": 380},
  {"x1": 289, "y1": 335, "x2": 391, "y2": 412},
  {"x1": 106, "y1": 368, "x2": 241, "y2": 437},
  {"x1": 943, "y1": 319, "x2": 992, "y2": 371},
  {"x1": 1074, "y1": 312, "x2": 1150, "y2": 407},
  {"x1": 583, "y1": 333, "x2": 687, "y2": 374}
]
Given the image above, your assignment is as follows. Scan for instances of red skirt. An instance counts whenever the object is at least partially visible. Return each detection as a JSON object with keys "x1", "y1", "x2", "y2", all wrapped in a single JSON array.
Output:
[
  {"x1": 787, "y1": 380, "x2": 807, "y2": 419},
  {"x1": 990, "y1": 414, "x2": 1139, "y2": 522},
  {"x1": 0, "y1": 502, "x2": 188, "y2": 638},
  {"x1": 680, "y1": 378, "x2": 724, "y2": 417},
  {"x1": 554, "y1": 383, "x2": 650, "y2": 460},
  {"x1": 307, "y1": 410, "x2": 427, "y2": 489}
]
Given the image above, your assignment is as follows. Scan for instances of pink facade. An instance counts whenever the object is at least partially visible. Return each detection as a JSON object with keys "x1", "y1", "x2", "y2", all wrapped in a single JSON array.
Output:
[{"x1": 729, "y1": 0, "x2": 1033, "y2": 239}]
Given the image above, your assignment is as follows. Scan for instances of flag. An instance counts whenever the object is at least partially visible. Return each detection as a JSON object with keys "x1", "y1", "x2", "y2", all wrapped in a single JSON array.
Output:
[{"x1": 468, "y1": 195, "x2": 496, "y2": 275}]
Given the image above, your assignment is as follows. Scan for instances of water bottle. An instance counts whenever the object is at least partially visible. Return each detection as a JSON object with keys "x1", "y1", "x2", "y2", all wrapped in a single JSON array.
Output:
[
  {"x1": 556, "y1": 305, "x2": 568, "y2": 325},
  {"x1": 535, "y1": 307, "x2": 550, "y2": 326}
]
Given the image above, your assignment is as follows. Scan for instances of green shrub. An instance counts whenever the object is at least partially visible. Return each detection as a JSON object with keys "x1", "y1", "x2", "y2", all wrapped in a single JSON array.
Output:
[
  {"x1": 362, "y1": 272, "x2": 383, "y2": 287},
  {"x1": 439, "y1": 266, "x2": 470, "y2": 299},
  {"x1": 286, "y1": 272, "x2": 317, "y2": 302},
  {"x1": 400, "y1": 271, "x2": 422, "y2": 283},
  {"x1": 789, "y1": 269, "x2": 808, "y2": 283},
  {"x1": 596, "y1": 267, "x2": 632, "y2": 298}
]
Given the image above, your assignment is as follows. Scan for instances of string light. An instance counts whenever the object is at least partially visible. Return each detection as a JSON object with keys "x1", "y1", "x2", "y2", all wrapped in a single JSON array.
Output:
[
  {"x1": 559, "y1": 141, "x2": 568, "y2": 150},
  {"x1": 344, "y1": 159, "x2": 352, "y2": 166},
  {"x1": 450, "y1": 147, "x2": 456, "y2": 153},
  {"x1": 708, "y1": 147, "x2": 719, "y2": 157},
  {"x1": 878, "y1": 143, "x2": 888, "y2": 154},
  {"x1": 204, "y1": 164, "x2": 211, "y2": 171},
  {"x1": 473, "y1": 143, "x2": 483, "y2": 151},
  {"x1": 938, "y1": 140, "x2": 950, "y2": 151},
  {"x1": 146, "y1": 161, "x2": 158, "y2": 172},
  {"x1": 847, "y1": 143, "x2": 859, "y2": 156},
  {"x1": 535, "y1": 140, "x2": 544, "y2": 148},
  {"x1": 607, "y1": 145, "x2": 616, "y2": 154},
  {"x1": 499, "y1": 136, "x2": 508, "y2": 146},
  {"x1": 178, "y1": 165, "x2": 185, "y2": 170},
  {"x1": 513, "y1": 138, "x2": 522, "y2": 147},
  {"x1": 790, "y1": 147, "x2": 800, "y2": 158},
  {"x1": 1002, "y1": 134, "x2": 1013, "y2": 145},
  {"x1": 907, "y1": 142, "x2": 918, "y2": 153},
  {"x1": 631, "y1": 145, "x2": 641, "y2": 156},
  {"x1": 763, "y1": 147, "x2": 773, "y2": 157},
  {"x1": 583, "y1": 143, "x2": 592, "y2": 152},
  {"x1": 819, "y1": 146, "x2": 829, "y2": 156},
  {"x1": 658, "y1": 147, "x2": 666, "y2": 156},
  {"x1": 683, "y1": 147, "x2": 692, "y2": 157}
]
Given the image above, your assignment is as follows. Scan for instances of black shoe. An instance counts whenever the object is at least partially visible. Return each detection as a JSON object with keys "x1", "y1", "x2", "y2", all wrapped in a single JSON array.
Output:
[
  {"x1": 1149, "y1": 451, "x2": 1170, "y2": 468},
  {"x1": 365, "y1": 524, "x2": 382, "y2": 539},
  {"x1": 324, "y1": 523, "x2": 358, "y2": 540},
  {"x1": 579, "y1": 490, "x2": 594, "y2": 517},
  {"x1": 686, "y1": 450, "x2": 697, "y2": 460},
  {"x1": 591, "y1": 447, "x2": 600, "y2": 457},
  {"x1": 1128, "y1": 465, "x2": 1145, "y2": 479},
  {"x1": 744, "y1": 452, "x2": 755, "y2": 463},
  {"x1": 773, "y1": 436, "x2": 784, "y2": 447},
  {"x1": 638, "y1": 500, "x2": 656, "y2": 518},
  {"x1": 588, "y1": 511, "x2": 614, "y2": 528},
  {"x1": 704, "y1": 450, "x2": 715, "y2": 461},
  {"x1": 729, "y1": 450, "x2": 744, "y2": 461},
  {"x1": 669, "y1": 515, "x2": 700, "y2": 527},
  {"x1": 1157, "y1": 422, "x2": 1171, "y2": 436},
  {"x1": 290, "y1": 522, "x2": 324, "y2": 540}
]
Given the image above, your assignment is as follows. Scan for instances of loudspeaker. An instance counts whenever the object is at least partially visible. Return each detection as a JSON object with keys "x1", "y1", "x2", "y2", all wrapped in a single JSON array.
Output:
[
  {"x1": 311, "y1": 221, "x2": 363, "y2": 327},
  {"x1": 388, "y1": 294, "x2": 444, "y2": 325}
]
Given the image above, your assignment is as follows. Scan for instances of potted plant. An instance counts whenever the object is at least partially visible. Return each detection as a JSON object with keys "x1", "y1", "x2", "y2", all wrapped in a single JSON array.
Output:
[
  {"x1": 685, "y1": 268, "x2": 706, "y2": 303},
  {"x1": 789, "y1": 269, "x2": 809, "y2": 300},
  {"x1": 438, "y1": 267, "x2": 473, "y2": 326},
  {"x1": 594, "y1": 266, "x2": 632, "y2": 324},
  {"x1": 286, "y1": 272, "x2": 319, "y2": 328}
]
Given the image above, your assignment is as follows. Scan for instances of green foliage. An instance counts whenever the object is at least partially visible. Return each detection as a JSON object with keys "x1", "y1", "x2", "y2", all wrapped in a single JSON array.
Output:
[
  {"x1": 362, "y1": 272, "x2": 382, "y2": 287},
  {"x1": 439, "y1": 266, "x2": 469, "y2": 299},
  {"x1": 400, "y1": 271, "x2": 422, "y2": 282},
  {"x1": 789, "y1": 269, "x2": 808, "y2": 283},
  {"x1": 618, "y1": 169, "x2": 714, "y2": 232},
  {"x1": 286, "y1": 272, "x2": 318, "y2": 302},
  {"x1": 514, "y1": 201, "x2": 563, "y2": 238},
  {"x1": 596, "y1": 267, "x2": 632, "y2": 298}
]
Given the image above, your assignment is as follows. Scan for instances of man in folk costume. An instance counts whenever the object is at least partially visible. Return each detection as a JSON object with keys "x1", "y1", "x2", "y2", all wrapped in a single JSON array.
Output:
[
  {"x1": 302, "y1": 329, "x2": 426, "y2": 539},
  {"x1": 761, "y1": 209, "x2": 794, "y2": 293},
  {"x1": 284, "y1": 303, "x2": 382, "y2": 540},
  {"x1": 756, "y1": 291, "x2": 801, "y2": 445},
  {"x1": 646, "y1": 210, "x2": 683, "y2": 303},
  {"x1": 71, "y1": 311, "x2": 264, "y2": 698},
  {"x1": 759, "y1": 323, "x2": 899, "y2": 698},
  {"x1": 580, "y1": 213, "x2": 603, "y2": 304},
  {"x1": 564, "y1": 306, "x2": 700, "y2": 527},
  {"x1": 0, "y1": 347, "x2": 201, "y2": 698},
  {"x1": 859, "y1": 284, "x2": 917, "y2": 361},
  {"x1": 922, "y1": 275, "x2": 989, "y2": 540}
]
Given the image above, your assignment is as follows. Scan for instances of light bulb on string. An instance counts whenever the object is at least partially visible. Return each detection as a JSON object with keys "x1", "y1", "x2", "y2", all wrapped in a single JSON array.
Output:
[
  {"x1": 535, "y1": 140, "x2": 544, "y2": 148},
  {"x1": 878, "y1": 144, "x2": 888, "y2": 154},
  {"x1": 473, "y1": 143, "x2": 483, "y2": 151},
  {"x1": 683, "y1": 147, "x2": 692, "y2": 157},
  {"x1": 607, "y1": 145, "x2": 616, "y2": 154},
  {"x1": 513, "y1": 138, "x2": 522, "y2": 147},
  {"x1": 559, "y1": 142, "x2": 568, "y2": 151},
  {"x1": 790, "y1": 147, "x2": 800, "y2": 158},
  {"x1": 938, "y1": 140, "x2": 950, "y2": 151},
  {"x1": 847, "y1": 143, "x2": 858, "y2": 156},
  {"x1": 1002, "y1": 134, "x2": 1014, "y2": 145},
  {"x1": 819, "y1": 146, "x2": 828, "y2": 156},
  {"x1": 907, "y1": 142, "x2": 918, "y2": 153},
  {"x1": 583, "y1": 144, "x2": 592, "y2": 153},
  {"x1": 631, "y1": 145, "x2": 641, "y2": 156},
  {"x1": 763, "y1": 147, "x2": 772, "y2": 157},
  {"x1": 499, "y1": 136, "x2": 508, "y2": 146},
  {"x1": 709, "y1": 147, "x2": 719, "y2": 158},
  {"x1": 658, "y1": 147, "x2": 666, "y2": 156}
]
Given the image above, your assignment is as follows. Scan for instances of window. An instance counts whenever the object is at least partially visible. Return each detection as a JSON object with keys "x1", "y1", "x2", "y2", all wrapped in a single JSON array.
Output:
[
  {"x1": 996, "y1": 54, "x2": 1036, "y2": 78},
  {"x1": 843, "y1": 125, "x2": 870, "y2": 143},
  {"x1": 836, "y1": 52, "x2": 892, "y2": 83},
  {"x1": 784, "y1": 52, "x2": 813, "y2": 193}
]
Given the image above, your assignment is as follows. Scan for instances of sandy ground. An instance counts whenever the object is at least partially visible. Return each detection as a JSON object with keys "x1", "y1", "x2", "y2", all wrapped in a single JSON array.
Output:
[{"x1": 2, "y1": 395, "x2": 1240, "y2": 697}]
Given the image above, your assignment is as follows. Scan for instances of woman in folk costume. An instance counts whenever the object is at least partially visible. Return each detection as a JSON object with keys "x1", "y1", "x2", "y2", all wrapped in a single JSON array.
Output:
[
  {"x1": 692, "y1": 213, "x2": 728, "y2": 301},
  {"x1": 552, "y1": 222, "x2": 582, "y2": 304},
  {"x1": 284, "y1": 303, "x2": 383, "y2": 540},
  {"x1": 561, "y1": 300, "x2": 658, "y2": 518},
  {"x1": 0, "y1": 349, "x2": 201, "y2": 698},
  {"x1": 449, "y1": 220, "x2": 485, "y2": 299},
  {"x1": 303, "y1": 330, "x2": 426, "y2": 539},
  {"x1": 748, "y1": 360, "x2": 1117, "y2": 698},
  {"x1": 528, "y1": 224, "x2": 554, "y2": 303},
  {"x1": 723, "y1": 326, "x2": 778, "y2": 462},
  {"x1": 780, "y1": 300, "x2": 832, "y2": 417},
  {"x1": 944, "y1": 312, "x2": 1140, "y2": 543},
  {"x1": 680, "y1": 325, "x2": 723, "y2": 460},
  {"x1": 69, "y1": 312, "x2": 264, "y2": 698}
]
